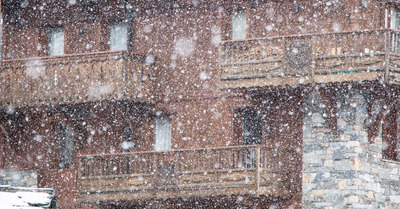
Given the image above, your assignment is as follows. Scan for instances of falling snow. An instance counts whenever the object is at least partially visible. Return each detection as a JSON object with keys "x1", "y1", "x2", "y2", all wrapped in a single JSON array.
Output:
[{"x1": 0, "y1": 0, "x2": 400, "y2": 208}]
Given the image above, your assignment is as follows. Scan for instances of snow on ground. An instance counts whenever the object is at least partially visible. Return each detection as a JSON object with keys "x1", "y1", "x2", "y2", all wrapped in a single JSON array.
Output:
[{"x1": 0, "y1": 190, "x2": 53, "y2": 209}]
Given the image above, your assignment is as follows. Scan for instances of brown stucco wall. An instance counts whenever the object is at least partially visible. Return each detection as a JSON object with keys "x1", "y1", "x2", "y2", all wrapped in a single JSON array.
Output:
[{"x1": 0, "y1": 0, "x2": 392, "y2": 208}]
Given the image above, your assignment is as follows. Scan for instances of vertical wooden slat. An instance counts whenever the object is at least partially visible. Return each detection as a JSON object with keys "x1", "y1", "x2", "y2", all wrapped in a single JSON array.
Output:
[
  {"x1": 255, "y1": 146, "x2": 260, "y2": 196},
  {"x1": 385, "y1": 30, "x2": 390, "y2": 82}
]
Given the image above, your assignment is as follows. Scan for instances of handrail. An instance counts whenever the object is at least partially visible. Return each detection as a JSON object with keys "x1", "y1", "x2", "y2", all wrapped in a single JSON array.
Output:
[
  {"x1": 0, "y1": 49, "x2": 155, "y2": 107},
  {"x1": 77, "y1": 144, "x2": 296, "y2": 199},
  {"x1": 0, "y1": 50, "x2": 145, "y2": 64},
  {"x1": 220, "y1": 28, "x2": 400, "y2": 44},
  {"x1": 77, "y1": 144, "x2": 295, "y2": 158},
  {"x1": 219, "y1": 28, "x2": 398, "y2": 83},
  {"x1": 78, "y1": 145, "x2": 298, "y2": 179}
]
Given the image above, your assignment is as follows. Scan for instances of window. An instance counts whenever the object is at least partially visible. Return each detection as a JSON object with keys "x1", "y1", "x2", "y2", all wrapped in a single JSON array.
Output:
[
  {"x1": 59, "y1": 123, "x2": 73, "y2": 168},
  {"x1": 154, "y1": 116, "x2": 171, "y2": 151},
  {"x1": 242, "y1": 109, "x2": 262, "y2": 145},
  {"x1": 233, "y1": 108, "x2": 263, "y2": 146},
  {"x1": 110, "y1": 22, "x2": 128, "y2": 51},
  {"x1": 231, "y1": 11, "x2": 247, "y2": 40},
  {"x1": 392, "y1": 8, "x2": 400, "y2": 30},
  {"x1": 49, "y1": 28, "x2": 64, "y2": 56},
  {"x1": 233, "y1": 108, "x2": 262, "y2": 168},
  {"x1": 122, "y1": 121, "x2": 134, "y2": 152}
]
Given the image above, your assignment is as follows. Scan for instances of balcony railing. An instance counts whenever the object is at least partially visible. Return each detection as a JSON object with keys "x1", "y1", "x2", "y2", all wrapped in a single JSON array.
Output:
[
  {"x1": 220, "y1": 29, "x2": 400, "y2": 89},
  {"x1": 0, "y1": 51, "x2": 155, "y2": 108},
  {"x1": 77, "y1": 145, "x2": 298, "y2": 203}
]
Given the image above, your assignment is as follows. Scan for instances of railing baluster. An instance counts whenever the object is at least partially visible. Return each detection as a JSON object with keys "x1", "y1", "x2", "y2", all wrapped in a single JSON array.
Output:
[{"x1": 77, "y1": 145, "x2": 298, "y2": 199}]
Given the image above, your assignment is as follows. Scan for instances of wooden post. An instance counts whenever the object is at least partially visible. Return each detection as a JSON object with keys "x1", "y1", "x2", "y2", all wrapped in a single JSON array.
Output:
[
  {"x1": 311, "y1": 35, "x2": 316, "y2": 84},
  {"x1": 77, "y1": 156, "x2": 82, "y2": 195},
  {"x1": 255, "y1": 146, "x2": 261, "y2": 196},
  {"x1": 152, "y1": 153, "x2": 158, "y2": 198},
  {"x1": 384, "y1": 30, "x2": 390, "y2": 83}
]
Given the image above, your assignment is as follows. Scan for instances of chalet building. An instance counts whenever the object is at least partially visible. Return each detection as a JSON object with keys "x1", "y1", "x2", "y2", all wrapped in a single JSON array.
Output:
[{"x1": 1, "y1": 0, "x2": 400, "y2": 208}]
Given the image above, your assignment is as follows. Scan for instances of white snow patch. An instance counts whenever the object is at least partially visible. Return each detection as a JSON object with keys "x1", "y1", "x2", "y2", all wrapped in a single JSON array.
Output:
[
  {"x1": 20, "y1": 0, "x2": 29, "y2": 8},
  {"x1": 199, "y1": 72, "x2": 208, "y2": 80},
  {"x1": 121, "y1": 141, "x2": 135, "y2": 150},
  {"x1": 265, "y1": 24, "x2": 274, "y2": 31},
  {"x1": 0, "y1": 192, "x2": 28, "y2": 208},
  {"x1": 174, "y1": 37, "x2": 195, "y2": 58},
  {"x1": 211, "y1": 35, "x2": 221, "y2": 46},
  {"x1": 143, "y1": 24, "x2": 153, "y2": 33},
  {"x1": 182, "y1": 137, "x2": 191, "y2": 141},
  {"x1": 332, "y1": 22, "x2": 343, "y2": 32},
  {"x1": 16, "y1": 192, "x2": 52, "y2": 206},
  {"x1": 88, "y1": 83, "x2": 114, "y2": 98},
  {"x1": 211, "y1": 25, "x2": 221, "y2": 45},
  {"x1": 33, "y1": 135, "x2": 43, "y2": 143},
  {"x1": 191, "y1": 0, "x2": 199, "y2": 7},
  {"x1": 145, "y1": 55, "x2": 155, "y2": 65},
  {"x1": 6, "y1": 105, "x2": 15, "y2": 114},
  {"x1": 25, "y1": 60, "x2": 45, "y2": 80},
  {"x1": 237, "y1": 195, "x2": 243, "y2": 202},
  {"x1": 68, "y1": 0, "x2": 76, "y2": 5}
]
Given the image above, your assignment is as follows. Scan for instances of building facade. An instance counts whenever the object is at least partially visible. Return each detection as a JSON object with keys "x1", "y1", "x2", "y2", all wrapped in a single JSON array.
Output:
[{"x1": 0, "y1": 0, "x2": 400, "y2": 208}]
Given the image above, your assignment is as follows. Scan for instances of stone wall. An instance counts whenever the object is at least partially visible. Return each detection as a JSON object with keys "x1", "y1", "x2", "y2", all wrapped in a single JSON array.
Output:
[
  {"x1": 0, "y1": 170, "x2": 37, "y2": 187},
  {"x1": 303, "y1": 89, "x2": 400, "y2": 208}
]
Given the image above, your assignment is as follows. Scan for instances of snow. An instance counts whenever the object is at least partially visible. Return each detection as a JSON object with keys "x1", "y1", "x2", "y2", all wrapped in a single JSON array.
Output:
[
  {"x1": 68, "y1": 0, "x2": 76, "y2": 5},
  {"x1": 6, "y1": 105, "x2": 15, "y2": 114},
  {"x1": 121, "y1": 141, "x2": 134, "y2": 150},
  {"x1": 88, "y1": 83, "x2": 114, "y2": 98},
  {"x1": 174, "y1": 37, "x2": 195, "y2": 58},
  {"x1": 25, "y1": 60, "x2": 45, "y2": 80},
  {"x1": 145, "y1": 55, "x2": 155, "y2": 65},
  {"x1": 0, "y1": 191, "x2": 52, "y2": 209}
]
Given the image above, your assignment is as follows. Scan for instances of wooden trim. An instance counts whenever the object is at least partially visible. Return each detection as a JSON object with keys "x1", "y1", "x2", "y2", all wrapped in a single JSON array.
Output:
[
  {"x1": 0, "y1": 50, "x2": 138, "y2": 64},
  {"x1": 77, "y1": 144, "x2": 294, "y2": 202},
  {"x1": 385, "y1": 30, "x2": 390, "y2": 82},
  {"x1": 221, "y1": 28, "x2": 400, "y2": 44},
  {"x1": 77, "y1": 144, "x2": 293, "y2": 158}
]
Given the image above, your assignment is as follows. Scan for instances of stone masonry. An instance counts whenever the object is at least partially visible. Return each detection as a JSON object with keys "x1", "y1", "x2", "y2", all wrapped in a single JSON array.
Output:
[
  {"x1": 303, "y1": 88, "x2": 400, "y2": 208},
  {"x1": 0, "y1": 170, "x2": 38, "y2": 188}
]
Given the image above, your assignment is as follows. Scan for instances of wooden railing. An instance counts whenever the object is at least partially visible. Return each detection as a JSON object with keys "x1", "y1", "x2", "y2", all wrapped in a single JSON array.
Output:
[
  {"x1": 0, "y1": 51, "x2": 155, "y2": 108},
  {"x1": 77, "y1": 145, "x2": 298, "y2": 202},
  {"x1": 220, "y1": 29, "x2": 400, "y2": 88}
]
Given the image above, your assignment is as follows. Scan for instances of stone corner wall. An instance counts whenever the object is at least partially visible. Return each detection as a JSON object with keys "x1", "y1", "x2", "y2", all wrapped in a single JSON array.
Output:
[
  {"x1": 302, "y1": 89, "x2": 400, "y2": 208},
  {"x1": 0, "y1": 170, "x2": 38, "y2": 188}
]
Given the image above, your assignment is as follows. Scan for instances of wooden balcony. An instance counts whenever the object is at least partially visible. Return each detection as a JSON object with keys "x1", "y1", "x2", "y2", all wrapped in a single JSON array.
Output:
[
  {"x1": 0, "y1": 51, "x2": 155, "y2": 108},
  {"x1": 77, "y1": 145, "x2": 297, "y2": 203},
  {"x1": 220, "y1": 29, "x2": 400, "y2": 89}
]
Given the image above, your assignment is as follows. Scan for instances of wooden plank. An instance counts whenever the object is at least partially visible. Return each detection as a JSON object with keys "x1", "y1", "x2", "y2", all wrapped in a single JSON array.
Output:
[
  {"x1": 0, "y1": 51, "x2": 152, "y2": 108},
  {"x1": 77, "y1": 146, "x2": 296, "y2": 203}
]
